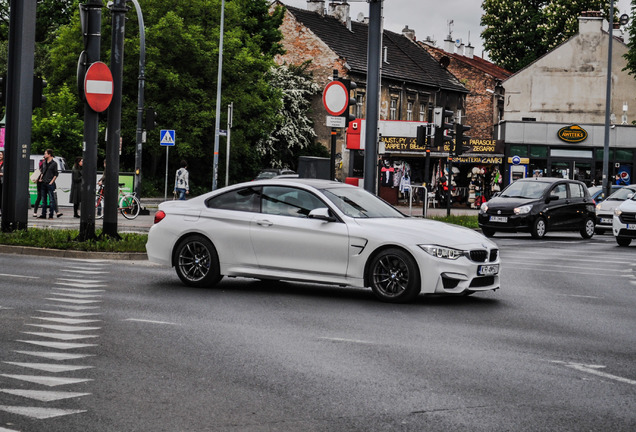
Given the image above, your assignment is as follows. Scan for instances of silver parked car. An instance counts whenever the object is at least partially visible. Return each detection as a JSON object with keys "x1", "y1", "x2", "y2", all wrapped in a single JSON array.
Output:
[
  {"x1": 146, "y1": 179, "x2": 500, "y2": 303},
  {"x1": 595, "y1": 185, "x2": 636, "y2": 234}
]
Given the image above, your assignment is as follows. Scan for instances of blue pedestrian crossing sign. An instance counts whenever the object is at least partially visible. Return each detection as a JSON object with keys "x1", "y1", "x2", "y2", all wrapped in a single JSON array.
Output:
[{"x1": 160, "y1": 129, "x2": 175, "y2": 146}]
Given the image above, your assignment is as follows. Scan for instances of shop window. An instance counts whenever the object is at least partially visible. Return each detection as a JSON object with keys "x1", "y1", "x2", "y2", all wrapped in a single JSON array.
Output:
[
  {"x1": 615, "y1": 148, "x2": 634, "y2": 161},
  {"x1": 595, "y1": 148, "x2": 615, "y2": 160},
  {"x1": 530, "y1": 146, "x2": 548, "y2": 158},
  {"x1": 390, "y1": 97, "x2": 398, "y2": 120},
  {"x1": 509, "y1": 145, "x2": 528, "y2": 157}
]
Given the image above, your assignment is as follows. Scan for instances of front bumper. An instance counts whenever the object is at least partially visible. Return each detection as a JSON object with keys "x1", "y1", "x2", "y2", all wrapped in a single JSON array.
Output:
[{"x1": 478, "y1": 213, "x2": 532, "y2": 232}]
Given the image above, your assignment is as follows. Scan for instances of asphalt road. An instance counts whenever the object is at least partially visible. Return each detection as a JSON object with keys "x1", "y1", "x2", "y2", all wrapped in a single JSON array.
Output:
[{"x1": 0, "y1": 232, "x2": 635, "y2": 431}]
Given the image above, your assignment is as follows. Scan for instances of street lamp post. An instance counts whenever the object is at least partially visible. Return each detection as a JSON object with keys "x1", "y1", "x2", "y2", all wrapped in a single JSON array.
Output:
[
  {"x1": 212, "y1": 0, "x2": 226, "y2": 191},
  {"x1": 130, "y1": 0, "x2": 145, "y2": 200},
  {"x1": 602, "y1": 1, "x2": 615, "y2": 200}
]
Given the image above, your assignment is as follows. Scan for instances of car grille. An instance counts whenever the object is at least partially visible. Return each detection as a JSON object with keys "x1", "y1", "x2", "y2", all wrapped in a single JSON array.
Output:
[
  {"x1": 619, "y1": 213, "x2": 636, "y2": 224},
  {"x1": 469, "y1": 249, "x2": 498, "y2": 263},
  {"x1": 470, "y1": 276, "x2": 495, "y2": 288}
]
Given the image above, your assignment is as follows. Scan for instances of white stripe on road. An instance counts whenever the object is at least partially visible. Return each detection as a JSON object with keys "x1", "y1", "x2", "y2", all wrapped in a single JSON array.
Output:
[
  {"x1": 13, "y1": 351, "x2": 95, "y2": 361},
  {"x1": 0, "y1": 389, "x2": 91, "y2": 402},
  {"x1": 124, "y1": 318, "x2": 178, "y2": 325},
  {"x1": 0, "y1": 405, "x2": 86, "y2": 419},
  {"x1": 17, "y1": 340, "x2": 98, "y2": 350},
  {"x1": 22, "y1": 332, "x2": 99, "y2": 341},
  {"x1": 33, "y1": 317, "x2": 101, "y2": 325},
  {"x1": 0, "y1": 273, "x2": 39, "y2": 279},
  {"x1": 318, "y1": 337, "x2": 375, "y2": 345},
  {"x1": 3, "y1": 362, "x2": 93, "y2": 373},
  {"x1": 45, "y1": 298, "x2": 102, "y2": 305},
  {"x1": 552, "y1": 361, "x2": 636, "y2": 385},
  {"x1": 26, "y1": 324, "x2": 101, "y2": 332},
  {"x1": 0, "y1": 375, "x2": 93, "y2": 387}
]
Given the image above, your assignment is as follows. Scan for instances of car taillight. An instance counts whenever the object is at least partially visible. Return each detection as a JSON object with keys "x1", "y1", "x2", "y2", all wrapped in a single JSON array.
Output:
[{"x1": 154, "y1": 210, "x2": 166, "y2": 224}]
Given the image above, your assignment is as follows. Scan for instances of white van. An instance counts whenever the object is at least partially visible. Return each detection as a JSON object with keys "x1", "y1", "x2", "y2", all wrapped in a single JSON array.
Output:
[{"x1": 30, "y1": 154, "x2": 68, "y2": 172}]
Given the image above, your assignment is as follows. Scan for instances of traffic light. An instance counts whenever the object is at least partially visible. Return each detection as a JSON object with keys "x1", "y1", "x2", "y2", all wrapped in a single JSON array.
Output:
[
  {"x1": 433, "y1": 107, "x2": 454, "y2": 149},
  {"x1": 416, "y1": 124, "x2": 427, "y2": 149},
  {"x1": 454, "y1": 122, "x2": 472, "y2": 156},
  {"x1": 338, "y1": 78, "x2": 357, "y2": 127},
  {"x1": 32, "y1": 75, "x2": 47, "y2": 109},
  {"x1": 145, "y1": 107, "x2": 157, "y2": 130}
]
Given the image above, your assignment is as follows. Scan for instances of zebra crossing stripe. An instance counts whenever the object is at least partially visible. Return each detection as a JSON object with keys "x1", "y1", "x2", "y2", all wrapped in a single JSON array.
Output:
[
  {"x1": 0, "y1": 405, "x2": 87, "y2": 419},
  {"x1": 45, "y1": 298, "x2": 102, "y2": 305},
  {"x1": 3, "y1": 362, "x2": 94, "y2": 373},
  {"x1": 22, "y1": 332, "x2": 99, "y2": 341},
  {"x1": 0, "y1": 389, "x2": 91, "y2": 402},
  {"x1": 17, "y1": 340, "x2": 98, "y2": 350},
  {"x1": 32, "y1": 317, "x2": 101, "y2": 325},
  {"x1": 53, "y1": 287, "x2": 105, "y2": 293},
  {"x1": 0, "y1": 375, "x2": 93, "y2": 387},
  {"x1": 26, "y1": 324, "x2": 101, "y2": 332},
  {"x1": 13, "y1": 351, "x2": 95, "y2": 361},
  {"x1": 37, "y1": 310, "x2": 101, "y2": 317},
  {"x1": 50, "y1": 293, "x2": 103, "y2": 299}
]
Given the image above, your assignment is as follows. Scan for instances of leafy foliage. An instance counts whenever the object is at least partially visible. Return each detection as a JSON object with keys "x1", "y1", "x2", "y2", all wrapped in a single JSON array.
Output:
[
  {"x1": 624, "y1": 1, "x2": 636, "y2": 77},
  {"x1": 481, "y1": 0, "x2": 615, "y2": 72},
  {"x1": 0, "y1": 228, "x2": 147, "y2": 252}
]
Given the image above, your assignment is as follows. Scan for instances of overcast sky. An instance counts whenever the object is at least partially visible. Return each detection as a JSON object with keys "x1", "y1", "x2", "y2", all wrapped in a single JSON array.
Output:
[{"x1": 280, "y1": 0, "x2": 632, "y2": 62}]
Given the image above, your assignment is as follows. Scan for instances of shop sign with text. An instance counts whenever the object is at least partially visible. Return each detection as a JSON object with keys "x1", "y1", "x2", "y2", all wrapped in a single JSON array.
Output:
[
  {"x1": 450, "y1": 156, "x2": 503, "y2": 164},
  {"x1": 557, "y1": 125, "x2": 588, "y2": 143}
]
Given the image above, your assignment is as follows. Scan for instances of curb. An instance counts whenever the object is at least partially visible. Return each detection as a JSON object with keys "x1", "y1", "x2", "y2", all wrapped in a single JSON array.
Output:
[{"x1": 0, "y1": 244, "x2": 147, "y2": 261}]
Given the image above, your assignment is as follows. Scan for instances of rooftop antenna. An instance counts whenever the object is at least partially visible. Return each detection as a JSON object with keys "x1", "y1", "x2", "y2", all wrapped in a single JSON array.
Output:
[{"x1": 447, "y1": 19, "x2": 454, "y2": 39}]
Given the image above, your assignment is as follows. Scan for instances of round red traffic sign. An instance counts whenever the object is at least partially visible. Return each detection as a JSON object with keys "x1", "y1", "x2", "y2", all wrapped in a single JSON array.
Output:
[
  {"x1": 322, "y1": 80, "x2": 349, "y2": 116},
  {"x1": 84, "y1": 61, "x2": 113, "y2": 113}
]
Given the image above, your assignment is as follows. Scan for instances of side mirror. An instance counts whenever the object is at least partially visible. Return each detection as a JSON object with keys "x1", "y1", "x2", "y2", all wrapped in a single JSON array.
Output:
[
  {"x1": 546, "y1": 194, "x2": 559, "y2": 203},
  {"x1": 308, "y1": 208, "x2": 336, "y2": 222}
]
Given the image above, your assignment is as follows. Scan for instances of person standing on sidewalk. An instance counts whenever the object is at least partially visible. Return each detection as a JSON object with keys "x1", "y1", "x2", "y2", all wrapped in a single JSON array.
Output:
[
  {"x1": 33, "y1": 156, "x2": 45, "y2": 216},
  {"x1": 39, "y1": 149, "x2": 62, "y2": 219},
  {"x1": 174, "y1": 160, "x2": 189, "y2": 200},
  {"x1": 70, "y1": 156, "x2": 83, "y2": 218}
]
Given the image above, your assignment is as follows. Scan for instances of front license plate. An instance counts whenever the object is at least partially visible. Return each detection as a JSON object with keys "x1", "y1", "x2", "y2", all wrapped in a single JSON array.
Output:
[
  {"x1": 627, "y1": 224, "x2": 636, "y2": 230},
  {"x1": 478, "y1": 264, "x2": 499, "y2": 276},
  {"x1": 489, "y1": 216, "x2": 508, "y2": 223},
  {"x1": 600, "y1": 218, "x2": 612, "y2": 224}
]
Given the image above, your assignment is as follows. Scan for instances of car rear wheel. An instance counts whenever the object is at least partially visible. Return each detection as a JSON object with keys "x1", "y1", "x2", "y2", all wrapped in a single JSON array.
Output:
[
  {"x1": 616, "y1": 236, "x2": 632, "y2": 247},
  {"x1": 580, "y1": 217, "x2": 595, "y2": 239},
  {"x1": 174, "y1": 235, "x2": 222, "y2": 287},
  {"x1": 368, "y1": 248, "x2": 421, "y2": 303},
  {"x1": 531, "y1": 217, "x2": 547, "y2": 239},
  {"x1": 481, "y1": 228, "x2": 495, "y2": 238}
]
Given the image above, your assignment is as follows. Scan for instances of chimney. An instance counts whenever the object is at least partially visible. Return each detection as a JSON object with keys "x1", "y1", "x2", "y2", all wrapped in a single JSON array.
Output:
[
  {"x1": 578, "y1": 10, "x2": 603, "y2": 35},
  {"x1": 457, "y1": 42, "x2": 465, "y2": 56},
  {"x1": 444, "y1": 36, "x2": 454, "y2": 54},
  {"x1": 307, "y1": 0, "x2": 325, "y2": 16},
  {"x1": 465, "y1": 43, "x2": 474, "y2": 59},
  {"x1": 328, "y1": 2, "x2": 351, "y2": 30},
  {"x1": 402, "y1": 25, "x2": 416, "y2": 41}
]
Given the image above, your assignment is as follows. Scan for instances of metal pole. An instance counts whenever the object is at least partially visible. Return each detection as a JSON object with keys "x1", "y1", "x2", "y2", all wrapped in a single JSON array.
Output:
[
  {"x1": 77, "y1": 0, "x2": 103, "y2": 241},
  {"x1": 164, "y1": 146, "x2": 169, "y2": 200},
  {"x1": 330, "y1": 129, "x2": 337, "y2": 179},
  {"x1": 103, "y1": 0, "x2": 127, "y2": 239},
  {"x1": 363, "y1": 0, "x2": 383, "y2": 194},
  {"x1": 212, "y1": 0, "x2": 226, "y2": 191},
  {"x1": 225, "y1": 102, "x2": 232, "y2": 187},
  {"x1": 131, "y1": 0, "x2": 145, "y2": 199},
  {"x1": 1, "y1": 0, "x2": 36, "y2": 232},
  {"x1": 602, "y1": 1, "x2": 615, "y2": 200}
]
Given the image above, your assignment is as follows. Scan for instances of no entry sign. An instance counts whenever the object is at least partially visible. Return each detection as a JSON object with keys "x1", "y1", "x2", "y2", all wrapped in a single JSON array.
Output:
[
  {"x1": 322, "y1": 80, "x2": 349, "y2": 116},
  {"x1": 84, "y1": 61, "x2": 113, "y2": 113}
]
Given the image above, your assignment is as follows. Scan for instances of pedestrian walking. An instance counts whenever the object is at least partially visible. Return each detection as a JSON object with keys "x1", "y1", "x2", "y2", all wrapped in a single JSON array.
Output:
[
  {"x1": 33, "y1": 156, "x2": 45, "y2": 216},
  {"x1": 38, "y1": 149, "x2": 63, "y2": 219},
  {"x1": 174, "y1": 160, "x2": 189, "y2": 200},
  {"x1": 70, "y1": 156, "x2": 83, "y2": 218}
]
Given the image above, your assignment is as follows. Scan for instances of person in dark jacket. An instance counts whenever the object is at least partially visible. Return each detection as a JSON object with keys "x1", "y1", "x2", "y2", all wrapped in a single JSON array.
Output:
[
  {"x1": 38, "y1": 149, "x2": 62, "y2": 219},
  {"x1": 33, "y1": 156, "x2": 45, "y2": 216},
  {"x1": 70, "y1": 156, "x2": 83, "y2": 218}
]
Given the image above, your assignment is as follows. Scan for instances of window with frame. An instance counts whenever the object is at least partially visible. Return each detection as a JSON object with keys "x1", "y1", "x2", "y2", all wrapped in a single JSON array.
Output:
[
  {"x1": 568, "y1": 182, "x2": 584, "y2": 198},
  {"x1": 390, "y1": 97, "x2": 398, "y2": 120},
  {"x1": 419, "y1": 103, "x2": 427, "y2": 122},
  {"x1": 206, "y1": 187, "x2": 261, "y2": 212},
  {"x1": 406, "y1": 101, "x2": 414, "y2": 121},
  {"x1": 551, "y1": 184, "x2": 568, "y2": 199},
  {"x1": 356, "y1": 93, "x2": 365, "y2": 119},
  {"x1": 261, "y1": 186, "x2": 326, "y2": 218}
]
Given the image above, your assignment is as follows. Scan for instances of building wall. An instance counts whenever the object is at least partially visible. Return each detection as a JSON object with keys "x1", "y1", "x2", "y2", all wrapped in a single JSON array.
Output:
[{"x1": 503, "y1": 16, "x2": 635, "y2": 125}]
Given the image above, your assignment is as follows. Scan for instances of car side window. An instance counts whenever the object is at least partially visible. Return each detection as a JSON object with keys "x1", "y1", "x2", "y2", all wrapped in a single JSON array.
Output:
[
  {"x1": 568, "y1": 183, "x2": 584, "y2": 198},
  {"x1": 261, "y1": 186, "x2": 325, "y2": 218},
  {"x1": 551, "y1": 184, "x2": 568, "y2": 199},
  {"x1": 206, "y1": 187, "x2": 261, "y2": 212}
]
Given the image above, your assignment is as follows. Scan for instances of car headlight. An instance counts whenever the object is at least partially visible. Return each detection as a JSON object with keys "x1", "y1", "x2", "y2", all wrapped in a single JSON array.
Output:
[
  {"x1": 479, "y1": 202, "x2": 488, "y2": 213},
  {"x1": 514, "y1": 204, "x2": 532, "y2": 215},
  {"x1": 615, "y1": 208, "x2": 623, "y2": 216},
  {"x1": 595, "y1": 203, "x2": 602, "y2": 212},
  {"x1": 419, "y1": 245, "x2": 466, "y2": 260}
]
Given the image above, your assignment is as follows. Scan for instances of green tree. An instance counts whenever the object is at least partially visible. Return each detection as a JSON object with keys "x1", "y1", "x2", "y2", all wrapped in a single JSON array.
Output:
[
  {"x1": 481, "y1": 0, "x2": 616, "y2": 72},
  {"x1": 624, "y1": 1, "x2": 636, "y2": 77},
  {"x1": 257, "y1": 62, "x2": 321, "y2": 170}
]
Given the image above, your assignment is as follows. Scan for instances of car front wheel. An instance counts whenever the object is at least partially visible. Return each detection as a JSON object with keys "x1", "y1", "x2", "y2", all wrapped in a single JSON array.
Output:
[
  {"x1": 580, "y1": 217, "x2": 595, "y2": 239},
  {"x1": 368, "y1": 248, "x2": 421, "y2": 303},
  {"x1": 174, "y1": 235, "x2": 222, "y2": 287},
  {"x1": 616, "y1": 236, "x2": 632, "y2": 247},
  {"x1": 531, "y1": 217, "x2": 547, "y2": 239}
]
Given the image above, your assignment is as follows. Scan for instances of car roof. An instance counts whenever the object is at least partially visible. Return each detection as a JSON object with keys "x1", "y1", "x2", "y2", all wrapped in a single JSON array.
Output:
[
  {"x1": 256, "y1": 178, "x2": 345, "y2": 188},
  {"x1": 515, "y1": 177, "x2": 582, "y2": 185}
]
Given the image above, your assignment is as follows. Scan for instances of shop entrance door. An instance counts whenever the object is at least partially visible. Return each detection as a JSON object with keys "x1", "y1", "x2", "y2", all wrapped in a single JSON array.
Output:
[{"x1": 549, "y1": 159, "x2": 592, "y2": 185}]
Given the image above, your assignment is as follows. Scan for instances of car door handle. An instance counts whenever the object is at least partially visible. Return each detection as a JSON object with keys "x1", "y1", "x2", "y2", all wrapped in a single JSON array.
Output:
[{"x1": 256, "y1": 219, "x2": 273, "y2": 227}]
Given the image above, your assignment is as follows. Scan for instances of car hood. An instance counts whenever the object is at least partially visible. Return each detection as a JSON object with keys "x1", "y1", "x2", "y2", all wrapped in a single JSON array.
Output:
[
  {"x1": 597, "y1": 199, "x2": 624, "y2": 213},
  {"x1": 485, "y1": 196, "x2": 538, "y2": 210},
  {"x1": 618, "y1": 199, "x2": 636, "y2": 212},
  {"x1": 352, "y1": 218, "x2": 495, "y2": 249}
]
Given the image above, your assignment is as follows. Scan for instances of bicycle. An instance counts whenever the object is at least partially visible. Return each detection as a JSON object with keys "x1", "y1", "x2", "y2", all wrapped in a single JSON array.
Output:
[{"x1": 95, "y1": 183, "x2": 141, "y2": 220}]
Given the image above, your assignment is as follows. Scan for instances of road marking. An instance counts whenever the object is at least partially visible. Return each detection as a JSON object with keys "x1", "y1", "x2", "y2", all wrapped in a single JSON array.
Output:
[
  {"x1": 38, "y1": 309, "x2": 101, "y2": 316},
  {"x1": 57, "y1": 278, "x2": 107, "y2": 283},
  {"x1": 53, "y1": 287, "x2": 106, "y2": 293},
  {"x1": 17, "y1": 340, "x2": 98, "y2": 350},
  {"x1": 0, "y1": 273, "x2": 39, "y2": 279},
  {"x1": 0, "y1": 375, "x2": 93, "y2": 387},
  {"x1": 3, "y1": 362, "x2": 94, "y2": 373},
  {"x1": 33, "y1": 317, "x2": 101, "y2": 325},
  {"x1": 61, "y1": 269, "x2": 109, "y2": 275},
  {"x1": 13, "y1": 351, "x2": 95, "y2": 361},
  {"x1": 0, "y1": 389, "x2": 91, "y2": 402},
  {"x1": 552, "y1": 361, "x2": 636, "y2": 385},
  {"x1": 45, "y1": 304, "x2": 101, "y2": 310},
  {"x1": 22, "y1": 332, "x2": 99, "y2": 341},
  {"x1": 26, "y1": 324, "x2": 100, "y2": 332},
  {"x1": 45, "y1": 298, "x2": 102, "y2": 305},
  {"x1": 554, "y1": 294, "x2": 601, "y2": 299},
  {"x1": 0, "y1": 405, "x2": 86, "y2": 419},
  {"x1": 125, "y1": 318, "x2": 179, "y2": 325},
  {"x1": 0, "y1": 426, "x2": 20, "y2": 432},
  {"x1": 49, "y1": 292, "x2": 103, "y2": 299},
  {"x1": 318, "y1": 337, "x2": 375, "y2": 345}
]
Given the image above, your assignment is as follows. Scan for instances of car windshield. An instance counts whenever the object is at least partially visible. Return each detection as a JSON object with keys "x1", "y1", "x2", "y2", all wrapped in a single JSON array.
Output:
[
  {"x1": 500, "y1": 180, "x2": 549, "y2": 199},
  {"x1": 321, "y1": 187, "x2": 405, "y2": 218},
  {"x1": 608, "y1": 188, "x2": 635, "y2": 200}
]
